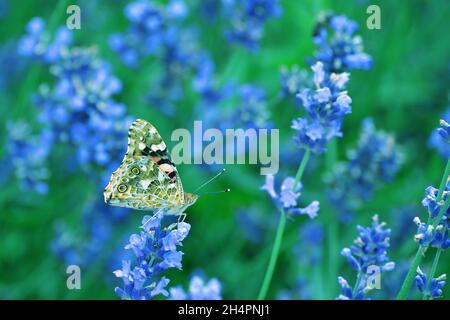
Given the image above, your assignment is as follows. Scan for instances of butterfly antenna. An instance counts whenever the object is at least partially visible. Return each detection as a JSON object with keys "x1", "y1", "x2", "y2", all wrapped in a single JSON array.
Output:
[
  {"x1": 198, "y1": 189, "x2": 231, "y2": 196},
  {"x1": 193, "y1": 168, "x2": 227, "y2": 193}
]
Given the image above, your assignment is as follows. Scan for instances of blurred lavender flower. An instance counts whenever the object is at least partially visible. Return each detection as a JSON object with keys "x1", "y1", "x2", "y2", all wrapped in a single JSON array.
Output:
[
  {"x1": 292, "y1": 61, "x2": 352, "y2": 154},
  {"x1": 114, "y1": 212, "x2": 191, "y2": 300},
  {"x1": 6, "y1": 121, "x2": 53, "y2": 194},
  {"x1": 279, "y1": 65, "x2": 308, "y2": 99},
  {"x1": 110, "y1": 0, "x2": 203, "y2": 116},
  {"x1": 109, "y1": 1, "x2": 189, "y2": 67},
  {"x1": 377, "y1": 260, "x2": 409, "y2": 299},
  {"x1": 34, "y1": 46, "x2": 132, "y2": 174},
  {"x1": 337, "y1": 215, "x2": 395, "y2": 300},
  {"x1": 169, "y1": 275, "x2": 222, "y2": 300},
  {"x1": 429, "y1": 111, "x2": 450, "y2": 158},
  {"x1": 10, "y1": 18, "x2": 135, "y2": 275},
  {"x1": 0, "y1": 41, "x2": 25, "y2": 91},
  {"x1": 195, "y1": 79, "x2": 270, "y2": 131},
  {"x1": 0, "y1": 0, "x2": 8, "y2": 18},
  {"x1": 313, "y1": 13, "x2": 372, "y2": 73},
  {"x1": 192, "y1": 57, "x2": 236, "y2": 129},
  {"x1": 390, "y1": 206, "x2": 420, "y2": 248},
  {"x1": 12, "y1": 18, "x2": 132, "y2": 189},
  {"x1": 18, "y1": 17, "x2": 72, "y2": 63},
  {"x1": 275, "y1": 221, "x2": 323, "y2": 300},
  {"x1": 51, "y1": 196, "x2": 129, "y2": 267},
  {"x1": 277, "y1": 277, "x2": 312, "y2": 300},
  {"x1": 228, "y1": 84, "x2": 271, "y2": 129},
  {"x1": 235, "y1": 206, "x2": 276, "y2": 245},
  {"x1": 223, "y1": 0, "x2": 282, "y2": 51},
  {"x1": 294, "y1": 221, "x2": 324, "y2": 265},
  {"x1": 415, "y1": 267, "x2": 446, "y2": 299},
  {"x1": 261, "y1": 174, "x2": 319, "y2": 219},
  {"x1": 327, "y1": 118, "x2": 402, "y2": 222}
]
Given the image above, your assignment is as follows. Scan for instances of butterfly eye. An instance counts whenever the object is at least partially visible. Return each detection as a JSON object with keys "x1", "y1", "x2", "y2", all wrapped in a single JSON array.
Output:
[
  {"x1": 121, "y1": 177, "x2": 129, "y2": 183},
  {"x1": 131, "y1": 167, "x2": 140, "y2": 175},
  {"x1": 117, "y1": 184, "x2": 127, "y2": 193}
]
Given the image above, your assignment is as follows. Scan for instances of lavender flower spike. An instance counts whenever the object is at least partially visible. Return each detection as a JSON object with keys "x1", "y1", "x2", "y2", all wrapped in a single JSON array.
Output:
[{"x1": 114, "y1": 211, "x2": 191, "y2": 300}]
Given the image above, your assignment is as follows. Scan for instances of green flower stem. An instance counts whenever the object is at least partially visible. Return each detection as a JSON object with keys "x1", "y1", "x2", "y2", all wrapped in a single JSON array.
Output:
[
  {"x1": 423, "y1": 159, "x2": 450, "y2": 299},
  {"x1": 352, "y1": 272, "x2": 362, "y2": 296},
  {"x1": 397, "y1": 248, "x2": 424, "y2": 300},
  {"x1": 423, "y1": 248, "x2": 442, "y2": 300},
  {"x1": 257, "y1": 149, "x2": 311, "y2": 300},
  {"x1": 397, "y1": 158, "x2": 450, "y2": 300},
  {"x1": 325, "y1": 138, "x2": 339, "y2": 297},
  {"x1": 431, "y1": 159, "x2": 450, "y2": 228},
  {"x1": 293, "y1": 149, "x2": 311, "y2": 190}
]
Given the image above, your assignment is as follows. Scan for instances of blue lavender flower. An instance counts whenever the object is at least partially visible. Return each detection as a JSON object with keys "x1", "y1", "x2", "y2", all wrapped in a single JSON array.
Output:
[
  {"x1": 279, "y1": 14, "x2": 370, "y2": 105},
  {"x1": 429, "y1": 111, "x2": 450, "y2": 158},
  {"x1": 313, "y1": 13, "x2": 372, "y2": 73},
  {"x1": 341, "y1": 215, "x2": 395, "y2": 273},
  {"x1": 261, "y1": 174, "x2": 319, "y2": 219},
  {"x1": 337, "y1": 276, "x2": 366, "y2": 300},
  {"x1": 413, "y1": 217, "x2": 450, "y2": 250},
  {"x1": 223, "y1": 0, "x2": 282, "y2": 51},
  {"x1": 437, "y1": 119, "x2": 450, "y2": 143},
  {"x1": 337, "y1": 215, "x2": 395, "y2": 300},
  {"x1": 169, "y1": 275, "x2": 222, "y2": 300},
  {"x1": 327, "y1": 118, "x2": 402, "y2": 222},
  {"x1": 413, "y1": 180, "x2": 450, "y2": 250},
  {"x1": 292, "y1": 61, "x2": 352, "y2": 154},
  {"x1": 415, "y1": 267, "x2": 446, "y2": 299},
  {"x1": 114, "y1": 212, "x2": 191, "y2": 300}
]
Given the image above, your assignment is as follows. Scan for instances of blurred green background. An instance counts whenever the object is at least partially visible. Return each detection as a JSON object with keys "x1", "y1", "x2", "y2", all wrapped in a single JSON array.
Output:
[{"x1": 0, "y1": 0, "x2": 449, "y2": 299}]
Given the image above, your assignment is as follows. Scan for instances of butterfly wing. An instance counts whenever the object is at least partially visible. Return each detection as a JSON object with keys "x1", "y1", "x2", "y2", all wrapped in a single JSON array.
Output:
[{"x1": 104, "y1": 119, "x2": 185, "y2": 211}]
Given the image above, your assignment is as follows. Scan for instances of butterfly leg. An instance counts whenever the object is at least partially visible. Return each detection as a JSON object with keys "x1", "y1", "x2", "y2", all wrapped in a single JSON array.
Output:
[{"x1": 177, "y1": 213, "x2": 187, "y2": 224}]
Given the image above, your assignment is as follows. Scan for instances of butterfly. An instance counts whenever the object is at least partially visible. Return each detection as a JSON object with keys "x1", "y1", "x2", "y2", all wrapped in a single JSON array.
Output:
[{"x1": 103, "y1": 118, "x2": 198, "y2": 216}]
